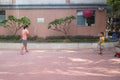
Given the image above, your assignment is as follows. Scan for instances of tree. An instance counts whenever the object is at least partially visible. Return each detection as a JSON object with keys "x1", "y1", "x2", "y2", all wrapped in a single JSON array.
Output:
[
  {"x1": 48, "y1": 15, "x2": 76, "y2": 39},
  {"x1": 0, "y1": 15, "x2": 31, "y2": 36},
  {"x1": 107, "y1": 0, "x2": 120, "y2": 16},
  {"x1": 107, "y1": 0, "x2": 120, "y2": 32}
]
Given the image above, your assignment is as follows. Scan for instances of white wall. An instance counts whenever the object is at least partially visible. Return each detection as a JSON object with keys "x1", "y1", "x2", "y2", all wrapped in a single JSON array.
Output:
[
  {"x1": 0, "y1": 0, "x2": 107, "y2": 4},
  {"x1": 70, "y1": 0, "x2": 106, "y2": 4},
  {"x1": 0, "y1": 0, "x2": 12, "y2": 4},
  {"x1": 15, "y1": 0, "x2": 66, "y2": 4}
]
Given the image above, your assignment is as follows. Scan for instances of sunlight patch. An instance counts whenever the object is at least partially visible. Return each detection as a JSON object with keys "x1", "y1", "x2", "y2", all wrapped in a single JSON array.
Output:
[
  {"x1": 109, "y1": 59, "x2": 120, "y2": 64},
  {"x1": 62, "y1": 50, "x2": 76, "y2": 53},
  {"x1": 34, "y1": 50, "x2": 46, "y2": 52},
  {"x1": 0, "y1": 72, "x2": 13, "y2": 74},
  {"x1": 42, "y1": 68, "x2": 110, "y2": 77},
  {"x1": 0, "y1": 52, "x2": 3, "y2": 55},
  {"x1": 68, "y1": 57, "x2": 93, "y2": 63}
]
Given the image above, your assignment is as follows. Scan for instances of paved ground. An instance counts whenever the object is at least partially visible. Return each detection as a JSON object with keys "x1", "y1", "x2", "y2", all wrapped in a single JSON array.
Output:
[{"x1": 0, "y1": 48, "x2": 120, "y2": 80}]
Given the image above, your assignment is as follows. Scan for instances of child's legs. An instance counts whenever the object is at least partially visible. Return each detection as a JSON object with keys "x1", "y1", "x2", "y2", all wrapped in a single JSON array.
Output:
[
  {"x1": 22, "y1": 40, "x2": 28, "y2": 51},
  {"x1": 100, "y1": 48, "x2": 103, "y2": 53},
  {"x1": 24, "y1": 44, "x2": 27, "y2": 51},
  {"x1": 22, "y1": 45, "x2": 25, "y2": 50},
  {"x1": 100, "y1": 45, "x2": 104, "y2": 54}
]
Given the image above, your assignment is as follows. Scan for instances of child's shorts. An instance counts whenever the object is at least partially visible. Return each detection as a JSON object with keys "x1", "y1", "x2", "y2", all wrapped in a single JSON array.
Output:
[
  {"x1": 100, "y1": 45, "x2": 104, "y2": 49},
  {"x1": 22, "y1": 40, "x2": 27, "y2": 46}
]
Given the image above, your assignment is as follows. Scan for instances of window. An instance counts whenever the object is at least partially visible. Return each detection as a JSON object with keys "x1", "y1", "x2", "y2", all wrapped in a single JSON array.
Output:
[
  {"x1": 77, "y1": 10, "x2": 95, "y2": 26},
  {"x1": 0, "y1": 10, "x2": 5, "y2": 22},
  {"x1": 77, "y1": 11, "x2": 85, "y2": 26}
]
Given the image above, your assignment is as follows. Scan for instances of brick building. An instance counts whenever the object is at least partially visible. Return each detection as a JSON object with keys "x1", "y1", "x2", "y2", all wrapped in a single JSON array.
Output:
[{"x1": 0, "y1": 0, "x2": 107, "y2": 38}]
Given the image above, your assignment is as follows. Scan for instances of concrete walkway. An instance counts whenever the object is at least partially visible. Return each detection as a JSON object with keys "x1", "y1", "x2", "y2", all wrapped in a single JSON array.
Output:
[{"x1": 0, "y1": 42, "x2": 118, "y2": 49}]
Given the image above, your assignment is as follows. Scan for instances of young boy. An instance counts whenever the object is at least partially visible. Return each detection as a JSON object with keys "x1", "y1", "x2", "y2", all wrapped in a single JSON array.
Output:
[
  {"x1": 98, "y1": 32, "x2": 105, "y2": 55},
  {"x1": 20, "y1": 25, "x2": 29, "y2": 55}
]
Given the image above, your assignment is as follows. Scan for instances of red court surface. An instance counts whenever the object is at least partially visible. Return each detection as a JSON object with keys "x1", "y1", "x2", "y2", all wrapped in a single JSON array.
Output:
[{"x1": 0, "y1": 48, "x2": 120, "y2": 80}]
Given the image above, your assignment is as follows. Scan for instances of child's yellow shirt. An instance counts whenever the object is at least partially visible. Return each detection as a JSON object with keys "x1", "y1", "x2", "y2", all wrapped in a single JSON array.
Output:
[{"x1": 99, "y1": 36, "x2": 105, "y2": 46}]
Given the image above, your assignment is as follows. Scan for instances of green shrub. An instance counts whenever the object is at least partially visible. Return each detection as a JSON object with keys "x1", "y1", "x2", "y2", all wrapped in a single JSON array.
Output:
[
  {"x1": 0, "y1": 35, "x2": 99, "y2": 43},
  {"x1": 0, "y1": 35, "x2": 21, "y2": 42}
]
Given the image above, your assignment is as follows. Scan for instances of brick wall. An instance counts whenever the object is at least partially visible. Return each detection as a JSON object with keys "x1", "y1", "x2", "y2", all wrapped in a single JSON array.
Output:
[{"x1": 0, "y1": 8, "x2": 106, "y2": 38}]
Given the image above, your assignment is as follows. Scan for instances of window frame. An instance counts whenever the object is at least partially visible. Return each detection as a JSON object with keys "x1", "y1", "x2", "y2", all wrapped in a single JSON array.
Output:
[
  {"x1": 76, "y1": 10, "x2": 96, "y2": 27},
  {"x1": 0, "y1": 9, "x2": 6, "y2": 22}
]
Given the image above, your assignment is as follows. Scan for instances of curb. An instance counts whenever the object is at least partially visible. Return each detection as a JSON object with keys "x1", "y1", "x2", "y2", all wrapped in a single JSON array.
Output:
[{"x1": 0, "y1": 42, "x2": 118, "y2": 49}]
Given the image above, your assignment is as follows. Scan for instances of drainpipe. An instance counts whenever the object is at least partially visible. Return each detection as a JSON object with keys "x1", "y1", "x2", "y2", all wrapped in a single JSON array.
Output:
[
  {"x1": 12, "y1": 0, "x2": 16, "y2": 4},
  {"x1": 66, "y1": 0, "x2": 70, "y2": 4}
]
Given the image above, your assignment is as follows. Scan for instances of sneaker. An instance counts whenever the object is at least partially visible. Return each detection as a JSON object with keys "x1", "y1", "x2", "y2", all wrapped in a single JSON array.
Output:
[
  {"x1": 99, "y1": 53, "x2": 103, "y2": 55},
  {"x1": 26, "y1": 50, "x2": 29, "y2": 53}
]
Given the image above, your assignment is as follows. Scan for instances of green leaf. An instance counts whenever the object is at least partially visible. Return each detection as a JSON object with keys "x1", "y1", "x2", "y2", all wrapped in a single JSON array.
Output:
[
  {"x1": 8, "y1": 15, "x2": 17, "y2": 22},
  {"x1": 20, "y1": 16, "x2": 31, "y2": 26},
  {"x1": 0, "y1": 20, "x2": 8, "y2": 26}
]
